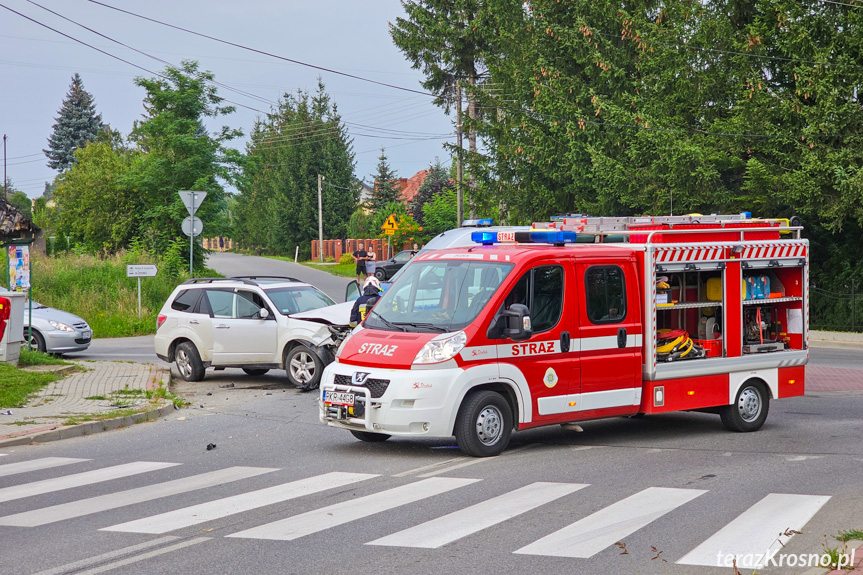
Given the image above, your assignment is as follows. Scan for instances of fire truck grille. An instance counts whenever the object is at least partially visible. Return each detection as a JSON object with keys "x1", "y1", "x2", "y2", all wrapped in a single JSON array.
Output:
[{"x1": 333, "y1": 374, "x2": 390, "y2": 398}]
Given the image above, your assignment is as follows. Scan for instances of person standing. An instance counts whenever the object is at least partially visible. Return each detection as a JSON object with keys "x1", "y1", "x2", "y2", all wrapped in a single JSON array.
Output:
[
  {"x1": 365, "y1": 250, "x2": 376, "y2": 278},
  {"x1": 352, "y1": 242, "x2": 368, "y2": 283}
]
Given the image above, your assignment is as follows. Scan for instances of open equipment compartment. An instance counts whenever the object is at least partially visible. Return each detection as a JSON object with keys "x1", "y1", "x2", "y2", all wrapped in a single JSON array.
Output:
[
  {"x1": 740, "y1": 262, "x2": 806, "y2": 354},
  {"x1": 655, "y1": 268, "x2": 725, "y2": 360}
]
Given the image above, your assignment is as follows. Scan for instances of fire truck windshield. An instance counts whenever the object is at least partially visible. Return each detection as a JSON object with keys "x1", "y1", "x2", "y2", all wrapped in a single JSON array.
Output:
[{"x1": 364, "y1": 259, "x2": 514, "y2": 333}]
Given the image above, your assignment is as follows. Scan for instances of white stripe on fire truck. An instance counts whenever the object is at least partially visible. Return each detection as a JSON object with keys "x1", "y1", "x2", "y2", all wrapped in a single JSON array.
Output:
[
  {"x1": 367, "y1": 482, "x2": 587, "y2": 549},
  {"x1": 515, "y1": 487, "x2": 706, "y2": 558},
  {"x1": 226, "y1": 477, "x2": 479, "y2": 541},
  {"x1": 677, "y1": 493, "x2": 830, "y2": 567},
  {"x1": 461, "y1": 335, "x2": 643, "y2": 361}
]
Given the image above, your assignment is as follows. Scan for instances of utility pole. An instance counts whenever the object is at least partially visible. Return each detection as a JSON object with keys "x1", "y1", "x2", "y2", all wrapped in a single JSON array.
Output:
[
  {"x1": 2, "y1": 134, "x2": 7, "y2": 201},
  {"x1": 455, "y1": 84, "x2": 464, "y2": 226},
  {"x1": 318, "y1": 174, "x2": 324, "y2": 262}
]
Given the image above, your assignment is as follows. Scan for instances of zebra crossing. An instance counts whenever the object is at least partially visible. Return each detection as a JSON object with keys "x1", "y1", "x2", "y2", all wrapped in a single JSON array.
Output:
[{"x1": 0, "y1": 456, "x2": 832, "y2": 569}]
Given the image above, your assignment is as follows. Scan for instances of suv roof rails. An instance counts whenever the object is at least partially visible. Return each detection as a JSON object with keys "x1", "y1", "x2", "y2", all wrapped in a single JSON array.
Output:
[
  {"x1": 231, "y1": 275, "x2": 303, "y2": 283},
  {"x1": 183, "y1": 277, "x2": 258, "y2": 285}
]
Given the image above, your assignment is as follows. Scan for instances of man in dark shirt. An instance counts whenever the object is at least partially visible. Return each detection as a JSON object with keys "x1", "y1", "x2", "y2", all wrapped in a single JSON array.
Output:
[
  {"x1": 350, "y1": 276, "x2": 382, "y2": 327},
  {"x1": 352, "y1": 242, "x2": 368, "y2": 283}
]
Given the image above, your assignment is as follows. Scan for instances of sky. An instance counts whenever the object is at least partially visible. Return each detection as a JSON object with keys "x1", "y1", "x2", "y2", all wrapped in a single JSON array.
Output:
[{"x1": 0, "y1": 0, "x2": 454, "y2": 199}]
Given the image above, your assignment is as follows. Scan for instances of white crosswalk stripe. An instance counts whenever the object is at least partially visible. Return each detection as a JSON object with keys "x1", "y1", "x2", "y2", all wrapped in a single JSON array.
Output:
[
  {"x1": 0, "y1": 461, "x2": 179, "y2": 503},
  {"x1": 102, "y1": 471, "x2": 378, "y2": 534},
  {"x1": 515, "y1": 487, "x2": 707, "y2": 558},
  {"x1": 0, "y1": 466, "x2": 278, "y2": 527},
  {"x1": 368, "y1": 481, "x2": 588, "y2": 548},
  {"x1": 0, "y1": 457, "x2": 89, "y2": 478},
  {"x1": 227, "y1": 477, "x2": 480, "y2": 541},
  {"x1": 677, "y1": 493, "x2": 831, "y2": 568}
]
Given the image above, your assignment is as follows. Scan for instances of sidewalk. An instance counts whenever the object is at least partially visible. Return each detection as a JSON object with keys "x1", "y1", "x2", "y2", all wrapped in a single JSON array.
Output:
[{"x1": 0, "y1": 361, "x2": 173, "y2": 448}]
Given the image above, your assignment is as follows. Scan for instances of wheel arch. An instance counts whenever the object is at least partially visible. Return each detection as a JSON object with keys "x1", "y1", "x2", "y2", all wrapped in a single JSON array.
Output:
[
  {"x1": 729, "y1": 369, "x2": 778, "y2": 404},
  {"x1": 447, "y1": 381, "x2": 521, "y2": 436}
]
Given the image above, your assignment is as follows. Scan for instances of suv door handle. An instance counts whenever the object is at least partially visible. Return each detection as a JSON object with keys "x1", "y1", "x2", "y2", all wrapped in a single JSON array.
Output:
[
  {"x1": 617, "y1": 327, "x2": 627, "y2": 348},
  {"x1": 560, "y1": 331, "x2": 571, "y2": 353},
  {"x1": 215, "y1": 324, "x2": 230, "y2": 329},
  {"x1": 189, "y1": 320, "x2": 199, "y2": 325}
]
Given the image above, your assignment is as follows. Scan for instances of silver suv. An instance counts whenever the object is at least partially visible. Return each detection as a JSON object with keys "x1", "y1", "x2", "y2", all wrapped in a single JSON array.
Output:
[{"x1": 154, "y1": 277, "x2": 352, "y2": 390}]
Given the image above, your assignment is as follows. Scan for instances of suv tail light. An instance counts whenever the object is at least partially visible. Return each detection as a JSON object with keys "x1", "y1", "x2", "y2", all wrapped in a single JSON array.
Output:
[{"x1": 157, "y1": 315, "x2": 167, "y2": 330}]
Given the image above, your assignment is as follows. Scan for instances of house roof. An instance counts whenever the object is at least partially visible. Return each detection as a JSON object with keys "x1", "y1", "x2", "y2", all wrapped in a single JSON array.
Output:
[
  {"x1": 397, "y1": 169, "x2": 429, "y2": 204},
  {"x1": 1, "y1": 199, "x2": 39, "y2": 240}
]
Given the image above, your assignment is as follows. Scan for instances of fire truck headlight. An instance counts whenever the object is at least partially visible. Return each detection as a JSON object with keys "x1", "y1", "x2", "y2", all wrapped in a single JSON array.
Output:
[{"x1": 413, "y1": 331, "x2": 467, "y2": 364}]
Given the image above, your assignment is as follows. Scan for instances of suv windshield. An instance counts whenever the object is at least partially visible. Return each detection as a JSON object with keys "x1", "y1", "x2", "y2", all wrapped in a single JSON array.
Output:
[
  {"x1": 264, "y1": 286, "x2": 335, "y2": 315},
  {"x1": 364, "y1": 259, "x2": 513, "y2": 332}
]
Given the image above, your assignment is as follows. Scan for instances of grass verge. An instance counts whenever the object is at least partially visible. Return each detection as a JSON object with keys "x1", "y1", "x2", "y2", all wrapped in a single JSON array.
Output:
[
  {"x1": 0, "y1": 363, "x2": 60, "y2": 408},
  {"x1": 302, "y1": 261, "x2": 356, "y2": 278},
  {"x1": 17, "y1": 347, "x2": 69, "y2": 367}
]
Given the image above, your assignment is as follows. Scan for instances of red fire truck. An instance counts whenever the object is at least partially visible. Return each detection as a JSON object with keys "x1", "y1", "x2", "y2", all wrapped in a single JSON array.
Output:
[{"x1": 319, "y1": 214, "x2": 808, "y2": 456}]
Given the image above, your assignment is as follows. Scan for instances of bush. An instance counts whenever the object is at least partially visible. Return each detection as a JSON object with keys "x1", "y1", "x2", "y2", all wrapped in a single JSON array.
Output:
[{"x1": 339, "y1": 252, "x2": 354, "y2": 265}]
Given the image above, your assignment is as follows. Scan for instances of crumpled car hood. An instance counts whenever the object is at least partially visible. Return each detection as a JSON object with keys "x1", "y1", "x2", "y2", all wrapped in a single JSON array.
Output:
[{"x1": 288, "y1": 301, "x2": 352, "y2": 326}]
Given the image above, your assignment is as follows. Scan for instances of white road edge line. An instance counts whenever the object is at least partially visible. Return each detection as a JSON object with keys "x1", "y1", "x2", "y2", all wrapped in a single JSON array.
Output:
[
  {"x1": 72, "y1": 537, "x2": 211, "y2": 575},
  {"x1": 417, "y1": 444, "x2": 537, "y2": 478}
]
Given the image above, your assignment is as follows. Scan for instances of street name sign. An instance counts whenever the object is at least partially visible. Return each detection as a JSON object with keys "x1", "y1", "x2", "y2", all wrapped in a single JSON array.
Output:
[{"x1": 126, "y1": 265, "x2": 158, "y2": 278}]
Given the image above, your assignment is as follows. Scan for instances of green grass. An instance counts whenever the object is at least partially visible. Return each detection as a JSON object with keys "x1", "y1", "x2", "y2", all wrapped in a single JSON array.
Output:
[
  {"x1": 302, "y1": 261, "x2": 357, "y2": 278},
  {"x1": 63, "y1": 407, "x2": 141, "y2": 426},
  {"x1": 30, "y1": 251, "x2": 221, "y2": 337},
  {"x1": 17, "y1": 347, "x2": 69, "y2": 367},
  {"x1": 0, "y1": 363, "x2": 60, "y2": 408},
  {"x1": 837, "y1": 529, "x2": 863, "y2": 542}
]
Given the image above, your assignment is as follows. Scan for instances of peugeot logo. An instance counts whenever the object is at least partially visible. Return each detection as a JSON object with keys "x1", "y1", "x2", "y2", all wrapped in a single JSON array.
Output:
[{"x1": 352, "y1": 372, "x2": 371, "y2": 385}]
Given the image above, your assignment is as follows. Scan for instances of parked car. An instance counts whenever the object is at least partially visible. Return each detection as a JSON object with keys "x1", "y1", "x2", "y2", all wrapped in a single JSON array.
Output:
[
  {"x1": 154, "y1": 276, "x2": 352, "y2": 390},
  {"x1": 373, "y1": 250, "x2": 414, "y2": 281},
  {"x1": 22, "y1": 302, "x2": 92, "y2": 354}
]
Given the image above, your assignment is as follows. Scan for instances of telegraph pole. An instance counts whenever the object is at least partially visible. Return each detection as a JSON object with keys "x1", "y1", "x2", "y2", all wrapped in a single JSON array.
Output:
[
  {"x1": 455, "y1": 84, "x2": 464, "y2": 225},
  {"x1": 318, "y1": 174, "x2": 324, "y2": 262},
  {"x1": 3, "y1": 134, "x2": 7, "y2": 201}
]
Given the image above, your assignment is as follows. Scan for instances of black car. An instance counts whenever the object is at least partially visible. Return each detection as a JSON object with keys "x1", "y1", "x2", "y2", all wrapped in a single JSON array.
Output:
[{"x1": 373, "y1": 250, "x2": 414, "y2": 280}]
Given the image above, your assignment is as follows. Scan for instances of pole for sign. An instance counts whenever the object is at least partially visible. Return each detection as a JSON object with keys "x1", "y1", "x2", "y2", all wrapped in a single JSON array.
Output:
[
  {"x1": 318, "y1": 174, "x2": 324, "y2": 263},
  {"x1": 137, "y1": 277, "x2": 142, "y2": 319},
  {"x1": 189, "y1": 193, "x2": 195, "y2": 277}
]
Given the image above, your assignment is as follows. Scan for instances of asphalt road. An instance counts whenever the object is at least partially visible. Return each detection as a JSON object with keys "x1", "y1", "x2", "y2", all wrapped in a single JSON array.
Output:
[{"x1": 1, "y1": 381, "x2": 861, "y2": 575}]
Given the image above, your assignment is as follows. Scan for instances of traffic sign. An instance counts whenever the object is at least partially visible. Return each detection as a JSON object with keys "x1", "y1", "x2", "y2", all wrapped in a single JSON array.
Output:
[
  {"x1": 382, "y1": 214, "x2": 399, "y2": 231},
  {"x1": 178, "y1": 191, "x2": 207, "y2": 216},
  {"x1": 182, "y1": 217, "x2": 203, "y2": 237},
  {"x1": 385, "y1": 229, "x2": 395, "y2": 236},
  {"x1": 126, "y1": 265, "x2": 158, "y2": 278}
]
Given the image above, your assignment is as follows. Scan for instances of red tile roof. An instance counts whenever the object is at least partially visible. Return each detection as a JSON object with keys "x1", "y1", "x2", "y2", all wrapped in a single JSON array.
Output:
[{"x1": 398, "y1": 169, "x2": 429, "y2": 204}]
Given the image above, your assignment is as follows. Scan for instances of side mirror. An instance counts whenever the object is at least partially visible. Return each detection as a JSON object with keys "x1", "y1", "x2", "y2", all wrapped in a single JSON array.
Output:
[
  {"x1": 345, "y1": 280, "x2": 360, "y2": 302},
  {"x1": 259, "y1": 308, "x2": 269, "y2": 319},
  {"x1": 502, "y1": 303, "x2": 531, "y2": 341}
]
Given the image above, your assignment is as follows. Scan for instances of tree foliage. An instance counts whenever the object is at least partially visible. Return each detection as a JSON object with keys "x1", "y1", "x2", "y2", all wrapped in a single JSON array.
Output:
[
  {"x1": 422, "y1": 188, "x2": 458, "y2": 237},
  {"x1": 369, "y1": 148, "x2": 402, "y2": 214},
  {"x1": 44, "y1": 73, "x2": 104, "y2": 172},
  {"x1": 409, "y1": 159, "x2": 453, "y2": 225},
  {"x1": 234, "y1": 81, "x2": 356, "y2": 257}
]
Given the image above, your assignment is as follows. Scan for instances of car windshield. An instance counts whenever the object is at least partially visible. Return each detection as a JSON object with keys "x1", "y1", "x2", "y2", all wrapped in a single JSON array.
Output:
[
  {"x1": 364, "y1": 259, "x2": 513, "y2": 333},
  {"x1": 264, "y1": 286, "x2": 335, "y2": 315}
]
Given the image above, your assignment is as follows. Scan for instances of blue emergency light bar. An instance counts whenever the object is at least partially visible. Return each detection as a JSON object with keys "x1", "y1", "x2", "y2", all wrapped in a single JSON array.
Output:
[
  {"x1": 471, "y1": 230, "x2": 578, "y2": 245},
  {"x1": 461, "y1": 218, "x2": 494, "y2": 227}
]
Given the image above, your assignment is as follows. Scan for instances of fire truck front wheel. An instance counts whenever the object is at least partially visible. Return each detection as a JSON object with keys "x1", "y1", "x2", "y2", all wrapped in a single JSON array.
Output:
[
  {"x1": 720, "y1": 381, "x2": 770, "y2": 432},
  {"x1": 455, "y1": 391, "x2": 513, "y2": 457}
]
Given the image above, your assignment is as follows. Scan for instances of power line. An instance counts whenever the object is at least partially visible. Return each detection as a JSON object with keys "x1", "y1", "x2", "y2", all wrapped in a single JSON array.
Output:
[{"x1": 84, "y1": 0, "x2": 435, "y2": 98}]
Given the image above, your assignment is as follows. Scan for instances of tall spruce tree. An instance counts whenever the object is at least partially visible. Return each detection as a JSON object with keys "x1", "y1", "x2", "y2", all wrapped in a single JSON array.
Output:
[
  {"x1": 370, "y1": 148, "x2": 402, "y2": 214},
  {"x1": 44, "y1": 73, "x2": 103, "y2": 171}
]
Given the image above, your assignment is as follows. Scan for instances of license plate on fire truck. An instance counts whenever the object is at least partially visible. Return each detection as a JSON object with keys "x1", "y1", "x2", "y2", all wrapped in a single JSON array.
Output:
[{"x1": 324, "y1": 391, "x2": 355, "y2": 406}]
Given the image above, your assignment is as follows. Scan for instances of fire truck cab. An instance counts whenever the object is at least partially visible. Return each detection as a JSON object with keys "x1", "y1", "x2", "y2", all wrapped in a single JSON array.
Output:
[{"x1": 320, "y1": 214, "x2": 808, "y2": 456}]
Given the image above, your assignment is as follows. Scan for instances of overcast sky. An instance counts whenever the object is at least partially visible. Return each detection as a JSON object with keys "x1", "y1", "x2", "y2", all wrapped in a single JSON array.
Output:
[{"x1": 1, "y1": 0, "x2": 453, "y2": 198}]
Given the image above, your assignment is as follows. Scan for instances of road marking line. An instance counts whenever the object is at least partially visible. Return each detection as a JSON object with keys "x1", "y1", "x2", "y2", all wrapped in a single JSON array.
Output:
[
  {"x1": 0, "y1": 457, "x2": 90, "y2": 478},
  {"x1": 28, "y1": 536, "x2": 180, "y2": 575},
  {"x1": 368, "y1": 481, "x2": 588, "y2": 548},
  {"x1": 515, "y1": 487, "x2": 707, "y2": 558},
  {"x1": 227, "y1": 477, "x2": 480, "y2": 541},
  {"x1": 0, "y1": 466, "x2": 277, "y2": 527},
  {"x1": 72, "y1": 537, "x2": 211, "y2": 575},
  {"x1": 417, "y1": 444, "x2": 537, "y2": 478},
  {"x1": 0, "y1": 461, "x2": 179, "y2": 503},
  {"x1": 102, "y1": 471, "x2": 378, "y2": 534},
  {"x1": 677, "y1": 493, "x2": 831, "y2": 567},
  {"x1": 392, "y1": 456, "x2": 468, "y2": 477}
]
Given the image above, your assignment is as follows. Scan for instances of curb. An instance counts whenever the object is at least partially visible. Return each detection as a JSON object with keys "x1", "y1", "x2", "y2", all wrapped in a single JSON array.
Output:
[{"x1": 0, "y1": 404, "x2": 177, "y2": 448}]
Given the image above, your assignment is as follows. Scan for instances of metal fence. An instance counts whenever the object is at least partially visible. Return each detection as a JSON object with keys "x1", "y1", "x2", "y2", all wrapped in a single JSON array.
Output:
[{"x1": 811, "y1": 284, "x2": 863, "y2": 333}]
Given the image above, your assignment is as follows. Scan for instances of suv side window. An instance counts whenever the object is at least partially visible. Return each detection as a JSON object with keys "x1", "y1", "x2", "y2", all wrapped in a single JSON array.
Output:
[
  {"x1": 205, "y1": 289, "x2": 235, "y2": 319},
  {"x1": 585, "y1": 266, "x2": 626, "y2": 323},
  {"x1": 171, "y1": 289, "x2": 201, "y2": 312},
  {"x1": 236, "y1": 290, "x2": 268, "y2": 319},
  {"x1": 502, "y1": 265, "x2": 563, "y2": 334}
]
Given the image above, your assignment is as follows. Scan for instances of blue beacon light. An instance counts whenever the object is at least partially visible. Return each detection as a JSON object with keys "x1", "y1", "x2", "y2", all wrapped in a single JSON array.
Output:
[{"x1": 471, "y1": 231, "x2": 499, "y2": 245}]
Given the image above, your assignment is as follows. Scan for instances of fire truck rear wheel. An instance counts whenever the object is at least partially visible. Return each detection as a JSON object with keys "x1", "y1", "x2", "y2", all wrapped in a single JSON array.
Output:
[
  {"x1": 455, "y1": 391, "x2": 513, "y2": 457},
  {"x1": 349, "y1": 430, "x2": 391, "y2": 442},
  {"x1": 720, "y1": 381, "x2": 770, "y2": 432}
]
